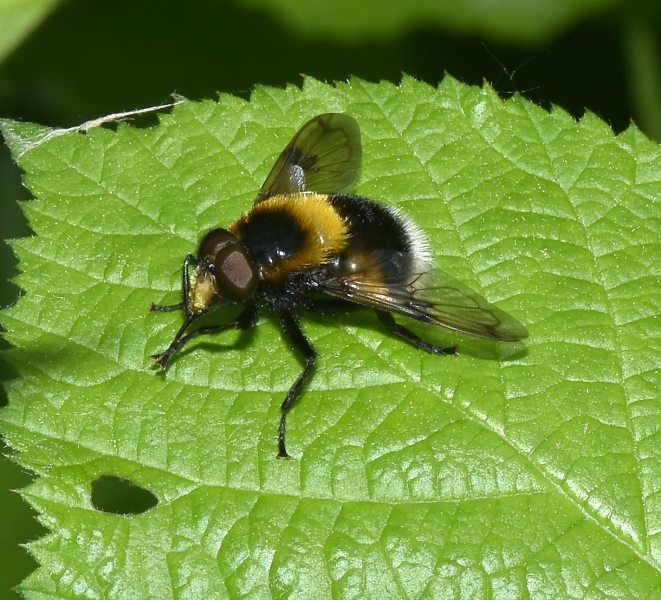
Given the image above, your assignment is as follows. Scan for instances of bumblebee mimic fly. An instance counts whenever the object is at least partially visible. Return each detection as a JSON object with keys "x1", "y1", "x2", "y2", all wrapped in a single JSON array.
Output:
[{"x1": 151, "y1": 113, "x2": 528, "y2": 458}]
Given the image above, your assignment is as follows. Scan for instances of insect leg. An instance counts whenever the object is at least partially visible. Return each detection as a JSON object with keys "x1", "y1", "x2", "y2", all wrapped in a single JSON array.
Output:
[
  {"x1": 376, "y1": 310, "x2": 456, "y2": 356},
  {"x1": 152, "y1": 304, "x2": 258, "y2": 369},
  {"x1": 150, "y1": 254, "x2": 197, "y2": 314},
  {"x1": 151, "y1": 302, "x2": 184, "y2": 312},
  {"x1": 277, "y1": 312, "x2": 317, "y2": 459}
]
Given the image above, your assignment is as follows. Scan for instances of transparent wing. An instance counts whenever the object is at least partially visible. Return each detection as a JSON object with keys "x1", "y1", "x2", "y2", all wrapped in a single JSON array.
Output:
[
  {"x1": 316, "y1": 251, "x2": 528, "y2": 341},
  {"x1": 255, "y1": 113, "x2": 362, "y2": 204}
]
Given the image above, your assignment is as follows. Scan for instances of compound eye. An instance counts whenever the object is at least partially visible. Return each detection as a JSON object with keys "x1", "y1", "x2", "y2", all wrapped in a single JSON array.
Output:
[
  {"x1": 198, "y1": 228, "x2": 237, "y2": 258},
  {"x1": 214, "y1": 243, "x2": 257, "y2": 302}
]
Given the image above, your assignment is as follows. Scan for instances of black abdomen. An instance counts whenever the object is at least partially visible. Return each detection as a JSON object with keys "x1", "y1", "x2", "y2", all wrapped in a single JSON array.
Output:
[{"x1": 328, "y1": 194, "x2": 414, "y2": 256}]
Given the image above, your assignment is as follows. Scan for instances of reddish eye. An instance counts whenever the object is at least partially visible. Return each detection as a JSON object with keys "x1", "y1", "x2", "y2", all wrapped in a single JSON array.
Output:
[
  {"x1": 198, "y1": 228, "x2": 236, "y2": 258},
  {"x1": 198, "y1": 228, "x2": 257, "y2": 301},
  {"x1": 214, "y1": 243, "x2": 257, "y2": 302}
]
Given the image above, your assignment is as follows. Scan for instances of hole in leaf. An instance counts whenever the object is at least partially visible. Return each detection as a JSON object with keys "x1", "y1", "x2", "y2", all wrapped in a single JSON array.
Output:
[{"x1": 91, "y1": 475, "x2": 158, "y2": 515}]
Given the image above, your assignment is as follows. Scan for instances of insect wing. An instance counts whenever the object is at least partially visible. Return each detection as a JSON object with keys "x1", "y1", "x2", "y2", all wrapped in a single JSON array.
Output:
[
  {"x1": 255, "y1": 113, "x2": 362, "y2": 204},
  {"x1": 316, "y1": 251, "x2": 528, "y2": 341}
]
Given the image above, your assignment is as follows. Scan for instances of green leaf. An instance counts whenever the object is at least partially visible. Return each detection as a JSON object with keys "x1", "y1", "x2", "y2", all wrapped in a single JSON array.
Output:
[
  {"x1": 236, "y1": 0, "x2": 619, "y2": 44},
  {"x1": 2, "y1": 76, "x2": 661, "y2": 598}
]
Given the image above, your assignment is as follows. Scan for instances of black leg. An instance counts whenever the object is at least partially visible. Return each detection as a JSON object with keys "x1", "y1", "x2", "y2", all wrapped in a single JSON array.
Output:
[
  {"x1": 151, "y1": 302, "x2": 184, "y2": 312},
  {"x1": 376, "y1": 310, "x2": 457, "y2": 356},
  {"x1": 151, "y1": 304, "x2": 258, "y2": 368},
  {"x1": 151, "y1": 254, "x2": 197, "y2": 315},
  {"x1": 277, "y1": 312, "x2": 317, "y2": 459}
]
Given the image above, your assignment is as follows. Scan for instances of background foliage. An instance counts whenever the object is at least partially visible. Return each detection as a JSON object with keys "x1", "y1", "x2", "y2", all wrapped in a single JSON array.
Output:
[{"x1": 1, "y1": 0, "x2": 660, "y2": 597}]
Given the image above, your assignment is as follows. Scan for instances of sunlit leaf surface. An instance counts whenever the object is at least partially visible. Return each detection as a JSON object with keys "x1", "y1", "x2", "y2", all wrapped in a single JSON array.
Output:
[{"x1": 2, "y1": 76, "x2": 661, "y2": 598}]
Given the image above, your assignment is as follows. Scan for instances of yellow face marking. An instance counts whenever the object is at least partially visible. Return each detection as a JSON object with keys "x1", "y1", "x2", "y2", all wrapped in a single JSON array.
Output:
[{"x1": 188, "y1": 264, "x2": 218, "y2": 314}]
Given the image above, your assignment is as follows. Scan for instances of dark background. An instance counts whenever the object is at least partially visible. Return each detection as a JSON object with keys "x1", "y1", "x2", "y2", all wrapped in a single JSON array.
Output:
[{"x1": 0, "y1": 0, "x2": 653, "y2": 596}]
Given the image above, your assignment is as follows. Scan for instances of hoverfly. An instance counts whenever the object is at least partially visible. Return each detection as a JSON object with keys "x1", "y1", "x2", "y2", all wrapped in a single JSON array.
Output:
[{"x1": 151, "y1": 113, "x2": 528, "y2": 458}]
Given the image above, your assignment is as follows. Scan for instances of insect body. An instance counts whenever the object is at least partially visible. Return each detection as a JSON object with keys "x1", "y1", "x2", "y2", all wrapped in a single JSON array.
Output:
[{"x1": 151, "y1": 113, "x2": 528, "y2": 458}]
